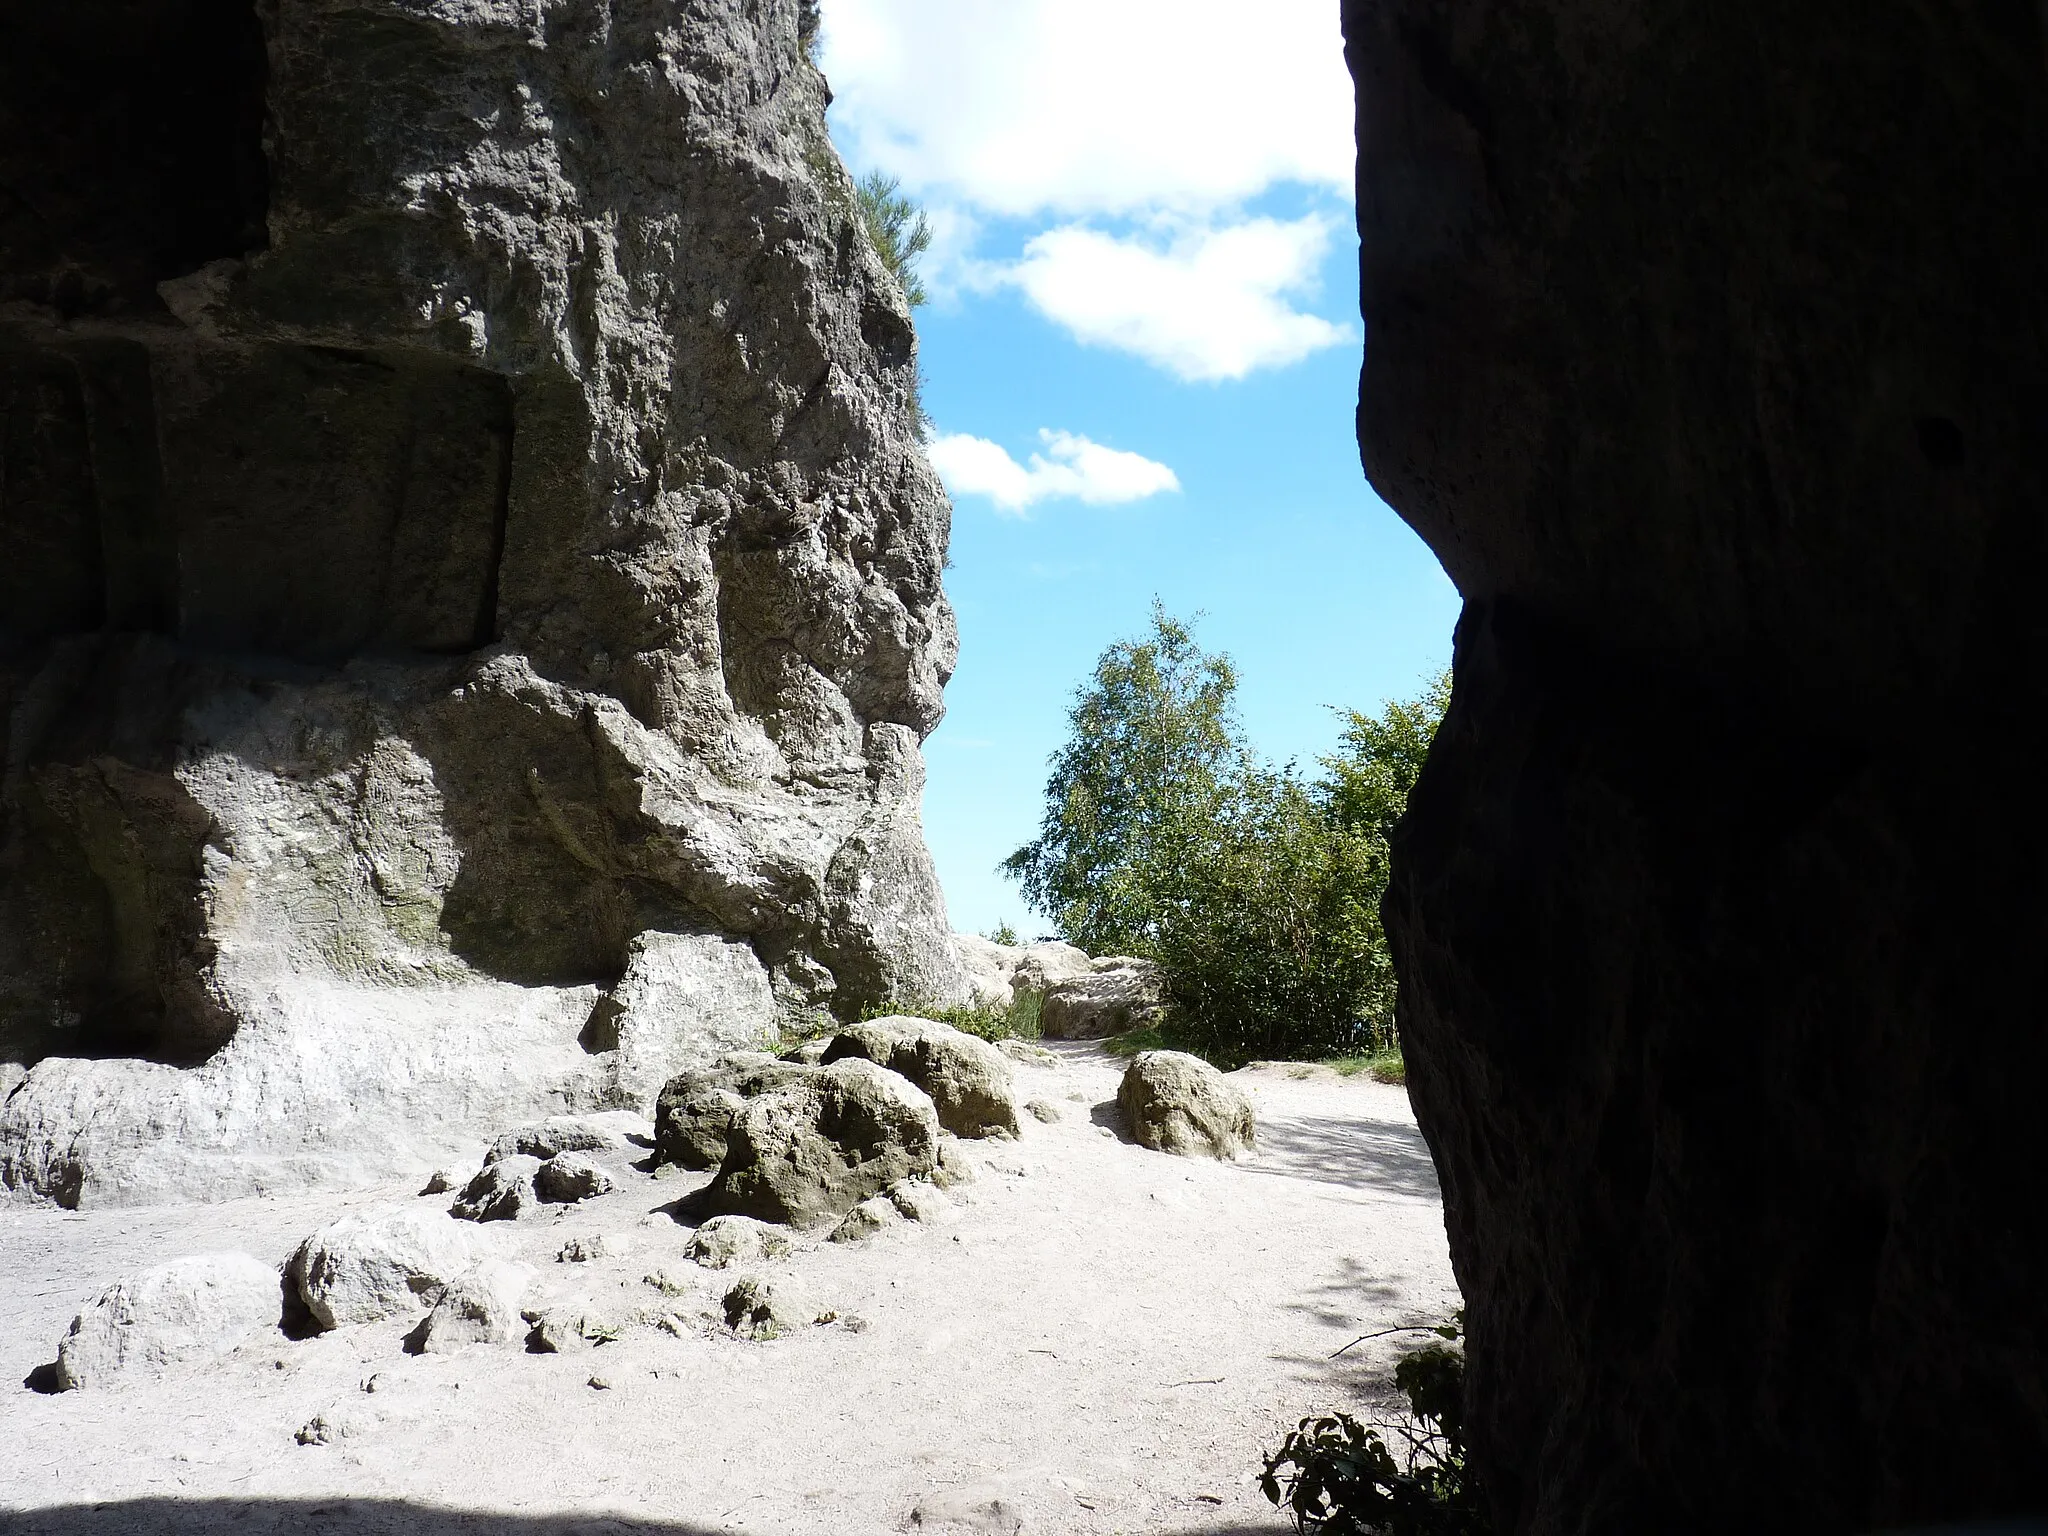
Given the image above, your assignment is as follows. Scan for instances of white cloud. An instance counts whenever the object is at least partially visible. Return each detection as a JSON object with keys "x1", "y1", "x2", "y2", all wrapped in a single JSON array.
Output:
[
  {"x1": 928, "y1": 429, "x2": 1180, "y2": 514},
  {"x1": 819, "y1": 0, "x2": 1353, "y2": 218},
  {"x1": 1006, "y1": 216, "x2": 1349, "y2": 382}
]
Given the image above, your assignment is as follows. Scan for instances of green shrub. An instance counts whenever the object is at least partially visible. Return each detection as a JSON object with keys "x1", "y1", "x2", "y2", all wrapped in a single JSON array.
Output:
[
  {"x1": 854, "y1": 171, "x2": 932, "y2": 309},
  {"x1": 859, "y1": 989, "x2": 1043, "y2": 1045},
  {"x1": 1002, "y1": 604, "x2": 1447, "y2": 1066},
  {"x1": 1261, "y1": 1315, "x2": 1485, "y2": 1535}
]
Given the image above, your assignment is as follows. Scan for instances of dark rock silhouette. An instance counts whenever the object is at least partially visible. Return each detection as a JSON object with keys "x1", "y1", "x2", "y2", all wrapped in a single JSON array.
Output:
[{"x1": 1346, "y1": 2, "x2": 2048, "y2": 1531}]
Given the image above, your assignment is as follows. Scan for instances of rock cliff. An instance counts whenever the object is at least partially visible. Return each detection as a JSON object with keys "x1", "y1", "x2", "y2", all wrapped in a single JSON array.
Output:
[
  {"x1": 1347, "y1": 1, "x2": 2048, "y2": 1530},
  {"x1": 0, "y1": 0, "x2": 965, "y2": 1206}
]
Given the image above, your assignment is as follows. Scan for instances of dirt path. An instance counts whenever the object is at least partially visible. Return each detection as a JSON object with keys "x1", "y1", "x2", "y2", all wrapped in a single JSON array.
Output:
[{"x1": 0, "y1": 1045, "x2": 1457, "y2": 1535}]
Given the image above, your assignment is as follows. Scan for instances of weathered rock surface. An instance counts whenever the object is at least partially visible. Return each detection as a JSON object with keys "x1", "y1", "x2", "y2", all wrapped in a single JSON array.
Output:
[
  {"x1": 483, "y1": 1114, "x2": 643, "y2": 1168},
  {"x1": 1345, "y1": 1, "x2": 2048, "y2": 1528},
  {"x1": 823, "y1": 1016, "x2": 1020, "y2": 1138},
  {"x1": 533, "y1": 1152, "x2": 613, "y2": 1204},
  {"x1": 55, "y1": 1253, "x2": 279, "y2": 1389},
  {"x1": 703, "y1": 1057, "x2": 941, "y2": 1227},
  {"x1": 0, "y1": 0, "x2": 965, "y2": 1209},
  {"x1": 653, "y1": 1053, "x2": 813, "y2": 1171},
  {"x1": 287, "y1": 1209, "x2": 473, "y2": 1331},
  {"x1": 405, "y1": 1260, "x2": 532, "y2": 1354},
  {"x1": 1039, "y1": 959, "x2": 1167, "y2": 1040},
  {"x1": 449, "y1": 1155, "x2": 542, "y2": 1224},
  {"x1": 684, "y1": 1214, "x2": 790, "y2": 1271},
  {"x1": 721, "y1": 1275, "x2": 822, "y2": 1340},
  {"x1": 1117, "y1": 1052, "x2": 1254, "y2": 1160}
]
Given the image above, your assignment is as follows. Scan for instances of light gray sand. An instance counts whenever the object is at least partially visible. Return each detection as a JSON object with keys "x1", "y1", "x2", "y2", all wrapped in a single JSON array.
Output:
[{"x1": 0, "y1": 1044, "x2": 1456, "y2": 1535}]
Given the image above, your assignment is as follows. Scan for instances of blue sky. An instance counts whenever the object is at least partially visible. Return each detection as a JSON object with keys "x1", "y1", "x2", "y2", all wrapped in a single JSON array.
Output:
[{"x1": 818, "y1": 0, "x2": 1460, "y2": 938}]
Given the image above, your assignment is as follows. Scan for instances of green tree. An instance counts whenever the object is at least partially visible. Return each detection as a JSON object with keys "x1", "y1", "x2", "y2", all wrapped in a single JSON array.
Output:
[
  {"x1": 854, "y1": 171, "x2": 932, "y2": 308},
  {"x1": 1000, "y1": 604, "x2": 1244, "y2": 956},
  {"x1": 1003, "y1": 607, "x2": 1449, "y2": 1065}
]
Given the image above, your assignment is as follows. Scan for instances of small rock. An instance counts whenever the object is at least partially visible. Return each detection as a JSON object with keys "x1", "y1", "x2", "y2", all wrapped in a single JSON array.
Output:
[
  {"x1": 830, "y1": 1196, "x2": 903, "y2": 1243},
  {"x1": 642, "y1": 1269, "x2": 693, "y2": 1298},
  {"x1": 450, "y1": 1155, "x2": 543, "y2": 1222},
  {"x1": 887, "y1": 1179, "x2": 957, "y2": 1225},
  {"x1": 721, "y1": 1275, "x2": 822, "y2": 1340},
  {"x1": 287, "y1": 1209, "x2": 473, "y2": 1331},
  {"x1": 557, "y1": 1234, "x2": 627, "y2": 1263},
  {"x1": 404, "y1": 1260, "x2": 533, "y2": 1353},
  {"x1": 996, "y1": 1039, "x2": 1058, "y2": 1067},
  {"x1": 780, "y1": 1037, "x2": 832, "y2": 1065},
  {"x1": 526, "y1": 1304, "x2": 614, "y2": 1354},
  {"x1": 653, "y1": 1054, "x2": 813, "y2": 1170},
  {"x1": 587, "y1": 1374, "x2": 612, "y2": 1390},
  {"x1": 55, "y1": 1253, "x2": 281, "y2": 1390},
  {"x1": 1025, "y1": 1099, "x2": 1061, "y2": 1124},
  {"x1": 1117, "y1": 1051, "x2": 1256, "y2": 1159},
  {"x1": 534, "y1": 1152, "x2": 614, "y2": 1204},
  {"x1": 296, "y1": 1407, "x2": 380, "y2": 1446},
  {"x1": 684, "y1": 1214, "x2": 790, "y2": 1270},
  {"x1": 419, "y1": 1168, "x2": 458, "y2": 1196}
]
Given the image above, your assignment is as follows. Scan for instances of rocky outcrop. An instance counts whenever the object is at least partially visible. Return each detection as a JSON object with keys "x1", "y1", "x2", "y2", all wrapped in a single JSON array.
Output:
[
  {"x1": 1346, "y1": 1, "x2": 2048, "y2": 1530},
  {"x1": 0, "y1": 0, "x2": 965, "y2": 1207},
  {"x1": 1039, "y1": 957, "x2": 1167, "y2": 1040},
  {"x1": 822, "y1": 1015, "x2": 1021, "y2": 1138},
  {"x1": 287, "y1": 1208, "x2": 473, "y2": 1331}
]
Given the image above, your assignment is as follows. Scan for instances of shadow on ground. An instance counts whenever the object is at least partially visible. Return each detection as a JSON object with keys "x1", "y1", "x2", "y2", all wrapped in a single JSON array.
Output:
[
  {"x1": 0, "y1": 1502, "x2": 1293, "y2": 1536},
  {"x1": 0, "y1": 1503, "x2": 722, "y2": 1536},
  {"x1": 1243, "y1": 1113, "x2": 1441, "y2": 1201}
]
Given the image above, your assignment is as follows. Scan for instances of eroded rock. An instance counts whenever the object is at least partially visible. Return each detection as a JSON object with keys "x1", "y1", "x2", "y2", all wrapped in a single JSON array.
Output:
[
  {"x1": 702, "y1": 1058, "x2": 941, "y2": 1228},
  {"x1": 1116, "y1": 1052, "x2": 1255, "y2": 1160},
  {"x1": 653, "y1": 1054, "x2": 814, "y2": 1171},
  {"x1": 721, "y1": 1276, "x2": 822, "y2": 1340},
  {"x1": 450, "y1": 1156, "x2": 542, "y2": 1223},
  {"x1": 1039, "y1": 959, "x2": 1167, "y2": 1041},
  {"x1": 405, "y1": 1261, "x2": 533, "y2": 1353},
  {"x1": 55, "y1": 1253, "x2": 279, "y2": 1389},
  {"x1": 534, "y1": 1153, "x2": 614, "y2": 1204},
  {"x1": 823, "y1": 1017, "x2": 1020, "y2": 1138},
  {"x1": 288, "y1": 1210, "x2": 473, "y2": 1331},
  {"x1": 684, "y1": 1215, "x2": 791, "y2": 1271}
]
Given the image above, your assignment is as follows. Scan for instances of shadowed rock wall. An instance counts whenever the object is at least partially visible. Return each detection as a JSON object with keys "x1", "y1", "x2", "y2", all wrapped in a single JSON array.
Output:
[
  {"x1": 0, "y1": 0, "x2": 965, "y2": 1205},
  {"x1": 1346, "y1": 1, "x2": 2048, "y2": 1530}
]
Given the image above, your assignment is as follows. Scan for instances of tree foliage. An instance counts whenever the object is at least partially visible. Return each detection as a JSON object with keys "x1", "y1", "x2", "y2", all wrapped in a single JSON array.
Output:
[
  {"x1": 1003, "y1": 605, "x2": 1448, "y2": 1064},
  {"x1": 854, "y1": 171, "x2": 932, "y2": 309}
]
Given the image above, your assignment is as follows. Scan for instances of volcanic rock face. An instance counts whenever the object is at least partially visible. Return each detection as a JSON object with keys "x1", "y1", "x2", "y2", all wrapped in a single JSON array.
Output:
[
  {"x1": 1347, "y1": 3, "x2": 2048, "y2": 1531},
  {"x1": 0, "y1": 0, "x2": 964, "y2": 1206}
]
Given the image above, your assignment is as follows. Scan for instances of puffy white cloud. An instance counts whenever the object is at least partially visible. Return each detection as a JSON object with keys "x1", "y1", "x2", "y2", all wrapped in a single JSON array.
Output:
[
  {"x1": 819, "y1": 0, "x2": 1353, "y2": 218},
  {"x1": 927, "y1": 429, "x2": 1181, "y2": 514},
  {"x1": 1006, "y1": 216, "x2": 1349, "y2": 382}
]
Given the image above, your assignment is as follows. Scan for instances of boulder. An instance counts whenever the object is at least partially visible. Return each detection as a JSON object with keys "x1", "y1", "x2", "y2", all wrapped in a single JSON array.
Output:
[
  {"x1": 55, "y1": 1253, "x2": 279, "y2": 1389},
  {"x1": 484, "y1": 1114, "x2": 643, "y2": 1167},
  {"x1": 1039, "y1": 958, "x2": 1168, "y2": 1040},
  {"x1": 1117, "y1": 1052, "x2": 1255, "y2": 1160},
  {"x1": 721, "y1": 1276, "x2": 823, "y2": 1340},
  {"x1": 702, "y1": 1058, "x2": 942, "y2": 1228},
  {"x1": 534, "y1": 1152, "x2": 614, "y2": 1204},
  {"x1": 450, "y1": 1155, "x2": 542, "y2": 1222},
  {"x1": 684, "y1": 1215, "x2": 791, "y2": 1270},
  {"x1": 405, "y1": 1260, "x2": 533, "y2": 1353},
  {"x1": 653, "y1": 1053, "x2": 813, "y2": 1171},
  {"x1": 951, "y1": 934, "x2": 1024, "y2": 1008},
  {"x1": 829, "y1": 1196, "x2": 904, "y2": 1243},
  {"x1": 287, "y1": 1209, "x2": 474, "y2": 1331},
  {"x1": 525, "y1": 1303, "x2": 614, "y2": 1354},
  {"x1": 1010, "y1": 942, "x2": 1094, "y2": 997},
  {"x1": 886, "y1": 1178, "x2": 957, "y2": 1226},
  {"x1": 557, "y1": 1234, "x2": 627, "y2": 1264},
  {"x1": 823, "y1": 1017, "x2": 1020, "y2": 1139}
]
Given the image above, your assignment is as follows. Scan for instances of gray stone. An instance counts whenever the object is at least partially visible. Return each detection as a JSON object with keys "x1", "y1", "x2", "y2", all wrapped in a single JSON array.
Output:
[
  {"x1": 0, "y1": 0, "x2": 966, "y2": 1211},
  {"x1": 484, "y1": 1114, "x2": 644, "y2": 1168},
  {"x1": 653, "y1": 1053, "x2": 814, "y2": 1171},
  {"x1": 684, "y1": 1215, "x2": 791, "y2": 1270},
  {"x1": 886, "y1": 1179, "x2": 957, "y2": 1225},
  {"x1": 1025, "y1": 1099, "x2": 1062, "y2": 1124},
  {"x1": 829, "y1": 1196, "x2": 903, "y2": 1244},
  {"x1": 1116, "y1": 1052, "x2": 1255, "y2": 1160},
  {"x1": 823, "y1": 1016, "x2": 1020, "y2": 1139},
  {"x1": 557, "y1": 1234, "x2": 627, "y2": 1264},
  {"x1": 55, "y1": 1253, "x2": 280, "y2": 1390},
  {"x1": 1009, "y1": 942, "x2": 1094, "y2": 998},
  {"x1": 525, "y1": 1304, "x2": 615, "y2": 1355},
  {"x1": 721, "y1": 1276, "x2": 823, "y2": 1340},
  {"x1": 703, "y1": 1058, "x2": 941, "y2": 1228},
  {"x1": 534, "y1": 1152, "x2": 614, "y2": 1204},
  {"x1": 450, "y1": 1155, "x2": 543, "y2": 1223},
  {"x1": 951, "y1": 934, "x2": 1023, "y2": 1008},
  {"x1": 405, "y1": 1261, "x2": 533, "y2": 1353},
  {"x1": 288, "y1": 1209, "x2": 474, "y2": 1331},
  {"x1": 1039, "y1": 959, "x2": 1168, "y2": 1041}
]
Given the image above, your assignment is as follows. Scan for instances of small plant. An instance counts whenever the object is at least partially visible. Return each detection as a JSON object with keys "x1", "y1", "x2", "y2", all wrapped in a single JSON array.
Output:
[
  {"x1": 1261, "y1": 1314, "x2": 1484, "y2": 1536},
  {"x1": 858, "y1": 988, "x2": 1043, "y2": 1045},
  {"x1": 854, "y1": 171, "x2": 932, "y2": 309},
  {"x1": 1327, "y1": 1049, "x2": 1407, "y2": 1086},
  {"x1": 987, "y1": 920, "x2": 1020, "y2": 946}
]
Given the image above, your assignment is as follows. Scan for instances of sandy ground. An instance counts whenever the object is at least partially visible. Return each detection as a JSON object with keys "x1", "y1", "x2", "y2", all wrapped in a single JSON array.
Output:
[{"x1": 0, "y1": 1044, "x2": 1457, "y2": 1536}]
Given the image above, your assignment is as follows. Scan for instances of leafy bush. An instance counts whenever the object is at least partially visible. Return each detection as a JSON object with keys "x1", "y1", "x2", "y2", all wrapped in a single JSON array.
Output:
[
  {"x1": 1002, "y1": 604, "x2": 1447, "y2": 1065},
  {"x1": 1262, "y1": 1315, "x2": 1485, "y2": 1535},
  {"x1": 854, "y1": 171, "x2": 932, "y2": 309}
]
